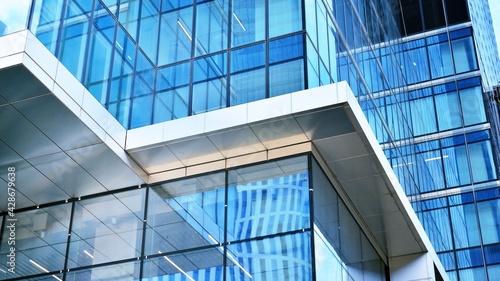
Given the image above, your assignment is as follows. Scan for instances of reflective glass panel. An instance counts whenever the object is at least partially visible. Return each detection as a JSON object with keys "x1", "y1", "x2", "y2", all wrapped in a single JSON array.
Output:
[
  {"x1": 65, "y1": 260, "x2": 141, "y2": 281},
  {"x1": 158, "y1": 6, "x2": 193, "y2": 66},
  {"x1": 232, "y1": 0, "x2": 265, "y2": 47},
  {"x1": 268, "y1": 0, "x2": 302, "y2": 38},
  {"x1": 0, "y1": 205, "x2": 71, "y2": 279},
  {"x1": 452, "y1": 36, "x2": 478, "y2": 74},
  {"x1": 142, "y1": 248, "x2": 224, "y2": 281},
  {"x1": 226, "y1": 232, "x2": 312, "y2": 281},
  {"x1": 145, "y1": 173, "x2": 226, "y2": 255},
  {"x1": 227, "y1": 157, "x2": 309, "y2": 240},
  {"x1": 195, "y1": 0, "x2": 228, "y2": 56},
  {"x1": 459, "y1": 86, "x2": 487, "y2": 126},
  {"x1": 428, "y1": 42, "x2": 453, "y2": 79},
  {"x1": 67, "y1": 189, "x2": 145, "y2": 268}
]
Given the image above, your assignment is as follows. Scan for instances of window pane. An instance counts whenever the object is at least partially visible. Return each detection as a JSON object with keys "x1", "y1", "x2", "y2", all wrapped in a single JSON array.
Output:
[
  {"x1": 469, "y1": 141, "x2": 497, "y2": 183},
  {"x1": 195, "y1": 0, "x2": 228, "y2": 56},
  {"x1": 452, "y1": 37, "x2": 478, "y2": 73},
  {"x1": 227, "y1": 157, "x2": 309, "y2": 240},
  {"x1": 232, "y1": 0, "x2": 265, "y2": 47},
  {"x1": 158, "y1": 7, "x2": 193, "y2": 66},
  {"x1": 435, "y1": 91, "x2": 462, "y2": 131},
  {"x1": 68, "y1": 189, "x2": 145, "y2": 268},
  {"x1": 142, "y1": 248, "x2": 224, "y2": 281},
  {"x1": 65, "y1": 261, "x2": 141, "y2": 280},
  {"x1": 130, "y1": 94, "x2": 153, "y2": 128},
  {"x1": 226, "y1": 232, "x2": 312, "y2": 281},
  {"x1": 230, "y1": 68, "x2": 265, "y2": 105},
  {"x1": 138, "y1": 0, "x2": 160, "y2": 63},
  {"x1": 269, "y1": 59, "x2": 305, "y2": 97},
  {"x1": 268, "y1": 0, "x2": 302, "y2": 38},
  {"x1": 411, "y1": 96, "x2": 437, "y2": 136},
  {"x1": 145, "y1": 173, "x2": 226, "y2": 255},
  {"x1": 153, "y1": 87, "x2": 189, "y2": 123},
  {"x1": 442, "y1": 145, "x2": 471, "y2": 187},
  {"x1": 0, "y1": 205, "x2": 71, "y2": 279},
  {"x1": 460, "y1": 86, "x2": 487, "y2": 126},
  {"x1": 30, "y1": 0, "x2": 65, "y2": 54},
  {"x1": 58, "y1": 0, "x2": 90, "y2": 81},
  {"x1": 450, "y1": 204, "x2": 480, "y2": 249},
  {"x1": 428, "y1": 42, "x2": 453, "y2": 79},
  {"x1": 477, "y1": 198, "x2": 500, "y2": 244}
]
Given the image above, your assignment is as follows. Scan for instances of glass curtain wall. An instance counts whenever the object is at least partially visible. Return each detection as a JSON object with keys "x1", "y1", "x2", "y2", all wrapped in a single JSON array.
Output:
[{"x1": 0, "y1": 154, "x2": 386, "y2": 281}]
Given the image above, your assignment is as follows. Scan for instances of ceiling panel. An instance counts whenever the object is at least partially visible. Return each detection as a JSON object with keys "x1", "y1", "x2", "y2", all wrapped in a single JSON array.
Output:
[
  {"x1": 207, "y1": 127, "x2": 265, "y2": 158},
  {"x1": 128, "y1": 145, "x2": 183, "y2": 174},
  {"x1": 0, "y1": 65, "x2": 51, "y2": 102},
  {"x1": 249, "y1": 117, "x2": 308, "y2": 149},
  {"x1": 327, "y1": 154, "x2": 380, "y2": 182},
  {"x1": 0, "y1": 104, "x2": 62, "y2": 159},
  {"x1": 28, "y1": 152, "x2": 106, "y2": 197},
  {"x1": 167, "y1": 137, "x2": 224, "y2": 166},
  {"x1": 0, "y1": 140, "x2": 23, "y2": 166},
  {"x1": 12, "y1": 94, "x2": 101, "y2": 151},
  {"x1": 0, "y1": 161, "x2": 69, "y2": 208},
  {"x1": 295, "y1": 107, "x2": 355, "y2": 140},
  {"x1": 313, "y1": 132, "x2": 370, "y2": 162},
  {"x1": 66, "y1": 143, "x2": 144, "y2": 191}
]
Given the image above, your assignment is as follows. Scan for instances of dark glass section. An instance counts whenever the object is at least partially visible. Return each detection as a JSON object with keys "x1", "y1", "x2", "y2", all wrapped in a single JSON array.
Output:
[
  {"x1": 444, "y1": 0, "x2": 469, "y2": 25},
  {"x1": 400, "y1": 0, "x2": 423, "y2": 35},
  {"x1": 422, "y1": 0, "x2": 445, "y2": 30}
]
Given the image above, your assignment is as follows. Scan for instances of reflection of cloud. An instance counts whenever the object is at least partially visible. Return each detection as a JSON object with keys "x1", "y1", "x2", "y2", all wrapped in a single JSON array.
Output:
[
  {"x1": 489, "y1": 0, "x2": 500, "y2": 56},
  {"x1": 0, "y1": 0, "x2": 31, "y2": 35}
]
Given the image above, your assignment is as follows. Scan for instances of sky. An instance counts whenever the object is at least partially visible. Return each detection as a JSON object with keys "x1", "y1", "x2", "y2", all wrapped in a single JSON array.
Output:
[{"x1": 489, "y1": 0, "x2": 500, "y2": 56}]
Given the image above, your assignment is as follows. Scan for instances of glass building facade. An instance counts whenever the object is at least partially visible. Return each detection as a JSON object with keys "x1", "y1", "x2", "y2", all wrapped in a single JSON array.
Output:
[
  {"x1": 0, "y1": 155, "x2": 386, "y2": 280},
  {"x1": 0, "y1": 0, "x2": 499, "y2": 280}
]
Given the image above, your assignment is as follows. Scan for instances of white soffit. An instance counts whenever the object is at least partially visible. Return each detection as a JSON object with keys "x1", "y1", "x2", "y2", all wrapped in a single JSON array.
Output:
[{"x1": 0, "y1": 30, "x2": 146, "y2": 210}]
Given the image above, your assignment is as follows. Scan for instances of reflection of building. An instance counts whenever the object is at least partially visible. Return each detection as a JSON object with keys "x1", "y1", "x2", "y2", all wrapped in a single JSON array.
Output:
[{"x1": 0, "y1": 0, "x2": 498, "y2": 280}]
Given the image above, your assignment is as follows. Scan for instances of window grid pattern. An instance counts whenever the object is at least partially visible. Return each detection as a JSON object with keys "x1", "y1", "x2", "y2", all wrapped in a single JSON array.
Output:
[{"x1": 0, "y1": 155, "x2": 386, "y2": 281}]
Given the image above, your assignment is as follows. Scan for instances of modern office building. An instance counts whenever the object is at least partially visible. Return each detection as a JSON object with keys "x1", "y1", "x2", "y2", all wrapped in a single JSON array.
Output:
[{"x1": 0, "y1": 0, "x2": 498, "y2": 280}]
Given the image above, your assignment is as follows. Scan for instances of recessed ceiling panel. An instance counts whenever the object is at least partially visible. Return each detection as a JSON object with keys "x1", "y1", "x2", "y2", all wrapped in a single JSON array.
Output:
[
  {"x1": 128, "y1": 145, "x2": 183, "y2": 174},
  {"x1": 0, "y1": 104, "x2": 62, "y2": 159},
  {"x1": 295, "y1": 107, "x2": 355, "y2": 140},
  {"x1": 0, "y1": 64, "x2": 51, "y2": 102},
  {"x1": 0, "y1": 140, "x2": 22, "y2": 166},
  {"x1": 249, "y1": 117, "x2": 308, "y2": 149},
  {"x1": 167, "y1": 137, "x2": 224, "y2": 166},
  {"x1": 12, "y1": 94, "x2": 101, "y2": 151},
  {"x1": 207, "y1": 127, "x2": 265, "y2": 158},
  {"x1": 28, "y1": 152, "x2": 107, "y2": 198}
]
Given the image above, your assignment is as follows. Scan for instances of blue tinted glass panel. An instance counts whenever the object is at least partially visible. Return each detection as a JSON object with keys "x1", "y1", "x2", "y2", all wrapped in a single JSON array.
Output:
[
  {"x1": 270, "y1": 59, "x2": 305, "y2": 97},
  {"x1": 435, "y1": 91, "x2": 462, "y2": 130},
  {"x1": 459, "y1": 86, "x2": 487, "y2": 126},
  {"x1": 195, "y1": 1, "x2": 228, "y2": 56},
  {"x1": 85, "y1": 28, "x2": 113, "y2": 103},
  {"x1": 450, "y1": 204, "x2": 480, "y2": 248},
  {"x1": 193, "y1": 53, "x2": 226, "y2": 82},
  {"x1": 488, "y1": 264, "x2": 500, "y2": 281},
  {"x1": 157, "y1": 62, "x2": 191, "y2": 91},
  {"x1": 226, "y1": 232, "x2": 312, "y2": 281},
  {"x1": 59, "y1": 2, "x2": 89, "y2": 81},
  {"x1": 108, "y1": 98, "x2": 131, "y2": 126},
  {"x1": 269, "y1": 34, "x2": 304, "y2": 64},
  {"x1": 30, "y1": 0, "x2": 64, "y2": 54},
  {"x1": 442, "y1": 145, "x2": 471, "y2": 187},
  {"x1": 158, "y1": 7, "x2": 193, "y2": 66},
  {"x1": 231, "y1": 43, "x2": 265, "y2": 73},
  {"x1": 485, "y1": 244, "x2": 500, "y2": 264},
  {"x1": 232, "y1": 0, "x2": 265, "y2": 47},
  {"x1": 438, "y1": 252, "x2": 456, "y2": 271},
  {"x1": 421, "y1": 208, "x2": 453, "y2": 251},
  {"x1": 456, "y1": 247, "x2": 484, "y2": 269},
  {"x1": 118, "y1": 0, "x2": 140, "y2": 40},
  {"x1": 469, "y1": 141, "x2": 497, "y2": 183},
  {"x1": 477, "y1": 198, "x2": 500, "y2": 244},
  {"x1": 428, "y1": 42, "x2": 453, "y2": 79},
  {"x1": 452, "y1": 37, "x2": 478, "y2": 73},
  {"x1": 458, "y1": 267, "x2": 486, "y2": 280},
  {"x1": 410, "y1": 96, "x2": 437, "y2": 136},
  {"x1": 417, "y1": 151, "x2": 445, "y2": 192},
  {"x1": 192, "y1": 78, "x2": 227, "y2": 114},
  {"x1": 138, "y1": 0, "x2": 159, "y2": 63},
  {"x1": 130, "y1": 94, "x2": 153, "y2": 128},
  {"x1": 145, "y1": 173, "x2": 225, "y2": 255},
  {"x1": 466, "y1": 130, "x2": 490, "y2": 142},
  {"x1": 268, "y1": 0, "x2": 302, "y2": 38},
  {"x1": 230, "y1": 68, "x2": 265, "y2": 105},
  {"x1": 227, "y1": 157, "x2": 309, "y2": 240},
  {"x1": 153, "y1": 87, "x2": 189, "y2": 122}
]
